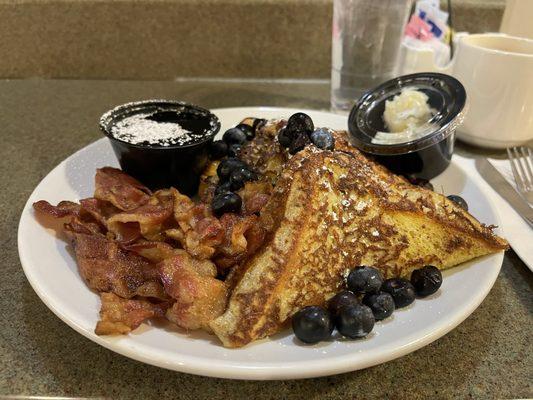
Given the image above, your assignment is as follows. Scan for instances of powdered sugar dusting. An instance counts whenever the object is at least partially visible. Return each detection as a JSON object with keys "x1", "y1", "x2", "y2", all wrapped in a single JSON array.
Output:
[{"x1": 111, "y1": 113, "x2": 195, "y2": 146}]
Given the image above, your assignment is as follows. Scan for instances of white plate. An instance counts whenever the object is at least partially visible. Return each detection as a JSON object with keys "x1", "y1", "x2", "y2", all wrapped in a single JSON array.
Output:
[{"x1": 18, "y1": 107, "x2": 505, "y2": 380}]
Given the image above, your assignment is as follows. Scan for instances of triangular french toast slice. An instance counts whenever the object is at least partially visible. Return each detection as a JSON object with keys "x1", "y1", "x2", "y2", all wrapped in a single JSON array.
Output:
[{"x1": 210, "y1": 141, "x2": 508, "y2": 348}]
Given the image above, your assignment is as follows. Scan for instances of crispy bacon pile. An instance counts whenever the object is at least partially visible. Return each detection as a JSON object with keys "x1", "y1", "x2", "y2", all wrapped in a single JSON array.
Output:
[{"x1": 34, "y1": 167, "x2": 267, "y2": 335}]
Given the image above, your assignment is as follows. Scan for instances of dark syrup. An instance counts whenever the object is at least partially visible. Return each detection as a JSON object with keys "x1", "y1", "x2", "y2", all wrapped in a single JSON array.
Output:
[
  {"x1": 146, "y1": 110, "x2": 212, "y2": 143},
  {"x1": 146, "y1": 111, "x2": 212, "y2": 136}
]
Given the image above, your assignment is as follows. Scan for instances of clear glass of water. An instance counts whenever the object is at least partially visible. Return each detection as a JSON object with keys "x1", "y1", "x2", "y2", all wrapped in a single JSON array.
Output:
[{"x1": 331, "y1": 0, "x2": 413, "y2": 113}]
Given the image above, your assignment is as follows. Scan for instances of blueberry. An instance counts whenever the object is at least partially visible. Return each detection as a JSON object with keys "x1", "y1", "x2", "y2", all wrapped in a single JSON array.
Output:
[
  {"x1": 447, "y1": 195, "x2": 468, "y2": 211},
  {"x1": 310, "y1": 128, "x2": 335, "y2": 150},
  {"x1": 235, "y1": 123, "x2": 255, "y2": 140},
  {"x1": 292, "y1": 306, "x2": 333, "y2": 344},
  {"x1": 212, "y1": 192, "x2": 242, "y2": 216},
  {"x1": 381, "y1": 278, "x2": 416, "y2": 308},
  {"x1": 228, "y1": 169, "x2": 245, "y2": 191},
  {"x1": 229, "y1": 174, "x2": 245, "y2": 191},
  {"x1": 287, "y1": 112, "x2": 314, "y2": 134},
  {"x1": 406, "y1": 175, "x2": 434, "y2": 191},
  {"x1": 214, "y1": 181, "x2": 232, "y2": 196},
  {"x1": 227, "y1": 143, "x2": 242, "y2": 157},
  {"x1": 288, "y1": 132, "x2": 311, "y2": 155},
  {"x1": 411, "y1": 265, "x2": 442, "y2": 297},
  {"x1": 223, "y1": 127, "x2": 248, "y2": 145},
  {"x1": 216, "y1": 157, "x2": 246, "y2": 181},
  {"x1": 346, "y1": 266, "x2": 383, "y2": 294},
  {"x1": 252, "y1": 118, "x2": 267, "y2": 133},
  {"x1": 277, "y1": 128, "x2": 293, "y2": 148},
  {"x1": 209, "y1": 140, "x2": 228, "y2": 159},
  {"x1": 335, "y1": 304, "x2": 375, "y2": 339},
  {"x1": 228, "y1": 167, "x2": 258, "y2": 191},
  {"x1": 240, "y1": 167, "x2": 258, "y2": 182},
  {"x1": 362, "y1": 292, "x2": 395, "y2": 320},
  {"x1": 328, "y1": 290, "x2": 359, "y2": 316}
]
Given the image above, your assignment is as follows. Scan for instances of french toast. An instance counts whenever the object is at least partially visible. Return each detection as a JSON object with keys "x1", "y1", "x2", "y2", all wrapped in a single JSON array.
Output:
[{"x1": 210, "y1": 122, "x2": 508, "y2": 348}]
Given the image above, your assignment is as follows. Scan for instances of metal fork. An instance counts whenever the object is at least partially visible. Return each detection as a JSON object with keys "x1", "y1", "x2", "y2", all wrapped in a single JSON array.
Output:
[{"x1": 507, "y1": 146, "x2": 533, "y2": 204}]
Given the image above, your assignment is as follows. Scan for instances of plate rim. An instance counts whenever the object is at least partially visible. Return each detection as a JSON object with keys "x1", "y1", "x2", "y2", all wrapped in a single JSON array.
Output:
[{"x1": 17, "y1": 106, "x2": 505, "y2": 380}]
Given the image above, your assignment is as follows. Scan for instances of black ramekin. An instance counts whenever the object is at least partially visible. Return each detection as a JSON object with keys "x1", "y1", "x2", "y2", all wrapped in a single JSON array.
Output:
[
  {"x1": 348, "y1": 73, "x2": 467, "y2": 180},
  {"x1": 99, "y1": 100, "x2": 220, "y2": 196}
]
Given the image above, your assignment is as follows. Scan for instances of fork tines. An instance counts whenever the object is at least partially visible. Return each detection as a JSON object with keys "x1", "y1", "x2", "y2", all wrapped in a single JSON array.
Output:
[{"x1": 507, "y1": 146, "x2": 533, "y2": 202}]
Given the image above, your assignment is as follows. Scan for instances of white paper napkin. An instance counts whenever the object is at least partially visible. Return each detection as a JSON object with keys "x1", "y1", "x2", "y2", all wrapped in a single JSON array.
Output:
[
  {"x1": 477, "y1": 157, "x2": 533, "y2": 270},
  {"x1": 487, "y1": 157, "x2": 525, "y2": 195}
]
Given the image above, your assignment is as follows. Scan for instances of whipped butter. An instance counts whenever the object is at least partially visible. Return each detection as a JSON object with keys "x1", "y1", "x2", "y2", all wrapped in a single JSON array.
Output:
[{"x1": 372, "y1": 89, "x2": 435, "y2": 145}]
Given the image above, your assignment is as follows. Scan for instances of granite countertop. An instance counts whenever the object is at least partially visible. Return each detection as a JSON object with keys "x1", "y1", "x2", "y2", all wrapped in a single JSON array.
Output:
[{"x1": 1, "y1": 79, "x2": 531, "y2": 399}]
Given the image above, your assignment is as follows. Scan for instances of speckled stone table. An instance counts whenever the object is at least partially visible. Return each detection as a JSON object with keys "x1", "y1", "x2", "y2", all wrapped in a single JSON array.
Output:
[{"x1": 0, "y1": 79, "x2": 531, "y2": 399}]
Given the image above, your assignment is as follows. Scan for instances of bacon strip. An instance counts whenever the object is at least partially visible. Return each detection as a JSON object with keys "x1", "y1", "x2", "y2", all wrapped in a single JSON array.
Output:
[
  {"x1": 94, "y1": 167, "x2": 151, "y2": 211},
  {"x1": 34, "y1": 200, "x2": 106, "y2": 236},
  {"x1": 79, "y1": 198, "x2": 120, "y2": 226},
  {"x1": 107, "y1": 203, "x2": 173, "y2": 241},
  {"x1": 213, "y1": 214, "x2": 266, "y2": 270},
  {"x1": 239, "y1": 181, "x2": 271, "y2": 215},
  {"x1": 33, "y1": 200, "x2": 81, "y2": 218},
  {"x1": 79, "y1": 198, "x2": 142, "y2": 243},
  {"x1": 106, "y1": 189, "x2": 174, "y2": 241},
  {"x1": 95, "y1": 292, "x2": 167, "y2": 335},
  {"x1": 124, "y1": 241, "x2": 176, "y2": 263},
  {"x1": 160, "y1": 252, "x2": 226, "y2": 330},
  {"x1": 166, "y1": 189, "x2": 224, "y2": 259},
  {"x1": 66, "y1": 232, "x2": 167, "y2": 300},
  {"x1": 64, "y1": 217, "x2": 103, "y2": 236}
]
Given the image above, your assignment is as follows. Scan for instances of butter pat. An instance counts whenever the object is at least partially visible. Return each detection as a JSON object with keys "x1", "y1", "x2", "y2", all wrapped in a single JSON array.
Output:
[{"x1": 383, "y1": 89, "x2": 432, "y2": 133}]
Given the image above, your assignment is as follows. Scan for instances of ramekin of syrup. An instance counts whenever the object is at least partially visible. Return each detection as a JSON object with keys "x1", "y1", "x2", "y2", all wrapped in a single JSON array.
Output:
[
  {"x1": 348, "y1": 73, "x2": 467, "y2": 180},
  {"x1": 100, "y1": 100, "x2": 220, "y2": 196}
]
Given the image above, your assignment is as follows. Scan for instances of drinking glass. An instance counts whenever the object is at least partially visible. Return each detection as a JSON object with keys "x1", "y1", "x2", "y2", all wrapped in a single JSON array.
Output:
[{"x1": 331, "y1": 0, "x2": 413, "y2": 113}]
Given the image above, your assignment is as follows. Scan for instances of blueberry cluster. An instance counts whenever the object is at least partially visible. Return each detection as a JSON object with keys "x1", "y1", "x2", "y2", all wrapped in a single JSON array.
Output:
[
  {"x1": 291, "y1": 265, "x2": 443, "y2": 344},
  {"x1": 208, "y1": 120, "x2": 264, "y2": 216},
  {"x1": 211, "y1": 157, "x2": 258, "y2": 216},
  {"x1": 278, "y1": 113, "x2": 335, "y2": 154},
  {"x1": 209, "y1": 119, "x2": 266, "y2": 161}
]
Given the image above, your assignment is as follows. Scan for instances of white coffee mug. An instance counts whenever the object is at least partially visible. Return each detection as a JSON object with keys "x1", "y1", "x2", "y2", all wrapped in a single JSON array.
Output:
[
  {"x1": 452, "y1": 34, "x2": 533, "y2": 148},
  {"x1": 400, "y1": 33, "x2": 533, "y2": 149}
]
